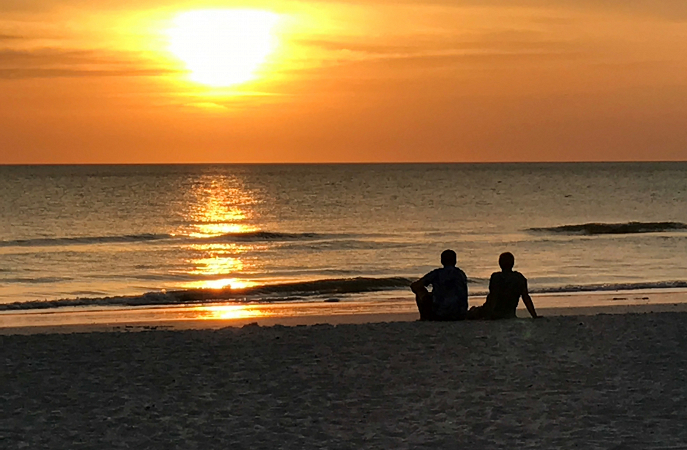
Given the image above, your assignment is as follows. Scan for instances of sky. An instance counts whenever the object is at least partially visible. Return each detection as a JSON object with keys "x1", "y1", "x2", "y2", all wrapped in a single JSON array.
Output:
[{"x1": 1, "y1": 0, "x2": 686, "y2": 163}]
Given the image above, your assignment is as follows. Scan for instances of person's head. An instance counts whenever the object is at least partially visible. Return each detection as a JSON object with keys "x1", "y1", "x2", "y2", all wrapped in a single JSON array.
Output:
[
  {"x1": 441, "y1": 249, "x2": 457, "y2": 267},
  {"x1": 499, "y1": 252, "x2": 515, "y2": 271}
]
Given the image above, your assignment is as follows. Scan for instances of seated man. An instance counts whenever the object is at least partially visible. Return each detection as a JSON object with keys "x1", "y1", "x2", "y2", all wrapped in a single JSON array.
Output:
[
  {"x1": 410, "y1": 249, "x2": 468, "y2": 321},
  {"x1": 468, "y1": 252, "x2": 539, "y2": 320}
]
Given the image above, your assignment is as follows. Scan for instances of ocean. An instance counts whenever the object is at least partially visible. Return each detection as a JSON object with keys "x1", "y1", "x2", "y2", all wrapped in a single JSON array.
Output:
[{"x1": 2, "y1": 163, "x2": 687, "y2": 311}]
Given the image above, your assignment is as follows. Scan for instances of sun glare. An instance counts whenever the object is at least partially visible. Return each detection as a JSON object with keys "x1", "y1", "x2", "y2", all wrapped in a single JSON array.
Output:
[
  {"x1": 183, "y1": 278, "x2": 258, "y2": 290},
  {"x1": 168, "y1": 9, "x2": 280, "y2": 87},
  {"x1": 196, "y1": 305, "x2": 268, "y2": 320}
]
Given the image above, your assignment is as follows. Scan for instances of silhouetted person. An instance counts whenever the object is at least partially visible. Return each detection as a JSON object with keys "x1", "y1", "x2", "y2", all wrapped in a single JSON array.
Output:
[
  {"x1": 468, "y1": 252, "x2": 539, "y2": 320},
  {"x1": 411, "y1": 249, "x2": 468, "y2": 321}
]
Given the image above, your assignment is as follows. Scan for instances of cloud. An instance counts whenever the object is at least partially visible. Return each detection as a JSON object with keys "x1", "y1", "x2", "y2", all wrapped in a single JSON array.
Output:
[
  {"x1": 302, "y1": 35, "x2": 576, "y2": 56},
  {"x1": 4, "y1": 0, "x2": 687, "y2": 21},
  {"x1": 297, "y1": 28, "x2": 581, "y2": 69},
  {"x1": 0, "y1": 49, "x2": 99, "y2": 65},
  {"x1": 0, "y1": 48, "x2": 175, "y2": 79},
  {"x1": 0, "y1": 33, "x2": 25, "y2": 41},
  {"x1": 340, "y1": 49, "x2": 582, "y2": 71},
  {"x1": 0, "y1": 67, "x2": 172, "y2": 79},
  {"x1": 327, "y1": 0, "x2": 687, "y2": 21},
  {"x1": 185, "y1": 102, "x2": 229, "y2": 110}
]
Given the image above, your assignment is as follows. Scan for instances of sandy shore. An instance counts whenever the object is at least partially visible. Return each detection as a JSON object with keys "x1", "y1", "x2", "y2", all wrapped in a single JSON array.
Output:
[{"x1": 3, "y1": 312, "x2": 687, "y2": 449}]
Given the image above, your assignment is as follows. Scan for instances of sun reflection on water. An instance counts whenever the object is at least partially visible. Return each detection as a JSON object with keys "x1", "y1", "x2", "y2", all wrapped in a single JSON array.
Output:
[
  {"x1": 185, "y1": 178, "x2": 258, "y2": 238},
  {"x1": 179, "y1": 175, "x2": 262, "y2": 291},
  {"x1": 189, "y1": 253, "x2": 244, "y2": 276},
  {"x1": 182, "y1": 278, "x2": 258, "y2": 290},
  {"x1": 187, "y1": 222, "x2": 254, "y2": 238},
  {"x1": 195, "y1": 304, "x2": 269, "y2": 320}
]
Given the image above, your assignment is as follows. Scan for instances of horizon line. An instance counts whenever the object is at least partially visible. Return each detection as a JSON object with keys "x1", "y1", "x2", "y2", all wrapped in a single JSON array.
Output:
[{"x1": 1, "y1": 160, "x2": 687, "y2": 167}]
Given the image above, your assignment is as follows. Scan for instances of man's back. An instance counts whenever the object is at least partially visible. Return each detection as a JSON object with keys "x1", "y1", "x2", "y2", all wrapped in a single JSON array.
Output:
[
  {"x1": 466, "y1": 252, "x2": 539, "y2": 320},
  {"x1": 421, "y1": 266, "x2": 468, "y2": 319},
  {"x1": 487, "y1": 270, "x2": 527, "y2": 319}
]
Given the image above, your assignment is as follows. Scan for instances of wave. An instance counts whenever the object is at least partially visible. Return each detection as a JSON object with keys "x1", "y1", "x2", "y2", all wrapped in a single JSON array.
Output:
[
  {"x1": 2, "y1": 276, "x2": 73, "y2": 284},
  {"x1": 0, "y1": 231, "x2": 330, "y2": 248},
  {"x1": 280, "y1": 239, "x2": 412, "y2": 251},
  {"x1": 204, "y1": 231, "x2": 324, "y2": 242},
  {"x1": 0, "y1": 233, "x2": 172, "y2": 247},
  {"x1": 4, "y1": 278, "x2": 687, "y2": 312},
  {"x1": 0, "y1": 277, "x2": 413, "y2": 311},
  {"x1": 531, "y1": 281, "x2": 687, "y2": 294},
  {"x1": 529, "y1": 221, "x2": 687, "y2": 235}
]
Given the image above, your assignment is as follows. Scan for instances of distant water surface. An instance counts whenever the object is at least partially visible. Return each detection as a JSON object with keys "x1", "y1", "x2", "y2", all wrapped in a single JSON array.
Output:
[{"x1": 1, "y1": 163, "x2": 687, "y2": 309}]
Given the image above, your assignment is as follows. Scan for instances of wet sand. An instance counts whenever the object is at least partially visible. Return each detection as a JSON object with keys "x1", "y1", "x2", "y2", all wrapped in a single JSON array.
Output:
[{"x1": 3, "y1": 310, "x2": 687, "y2": 448}]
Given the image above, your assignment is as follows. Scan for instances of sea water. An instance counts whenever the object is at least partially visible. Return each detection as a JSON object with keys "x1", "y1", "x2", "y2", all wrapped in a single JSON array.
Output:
[{"x1": 1, "y1": 163, "x2": 687, "y2": 310}]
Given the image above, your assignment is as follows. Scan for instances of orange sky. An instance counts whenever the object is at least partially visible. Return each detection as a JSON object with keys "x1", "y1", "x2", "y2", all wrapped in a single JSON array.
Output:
[{"x1": 1, "y1": 0, "x2": 686, "y2": 163}]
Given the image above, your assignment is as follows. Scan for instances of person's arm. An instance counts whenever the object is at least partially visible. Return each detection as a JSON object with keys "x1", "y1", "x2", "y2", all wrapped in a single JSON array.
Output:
[
  {"x1": 522, "y1": 293, "x2": 539, "y2": 318},
  {"x1": 477, "y1": 273, "x2": 497, "y2": 317},
  {"x1": 410, "y1": 279, "x2": 425, "y2": 294},
  {"x1": 521, "y1": 279, "x2": 539, "y2": 318},
  {"x1": 461, "y1": 271, "x2": 468, "y2": 302},
  {"x1": 411, "y1": 271, "x2": 433, "y2": 294}
]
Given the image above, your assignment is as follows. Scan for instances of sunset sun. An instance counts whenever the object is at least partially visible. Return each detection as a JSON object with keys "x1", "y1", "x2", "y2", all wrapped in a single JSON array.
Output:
[{"x1": 168, "y1": 9, "x2": 280, "y2": 87}]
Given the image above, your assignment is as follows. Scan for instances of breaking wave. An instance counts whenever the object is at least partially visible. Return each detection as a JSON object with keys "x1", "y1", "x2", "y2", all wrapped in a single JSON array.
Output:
[
  {"x1": 2, "y1": 278, "x2": 687, "y2": 312},
  {"x1": 531, "y1": 281, "x2": 687, "y2": 294},
  {"x1": 0, "y1": 233, "x2": 171, "y2": 247},
  {"x1": 0, "y1": 231, "x2": 330, "y2": 248},
  {"x1": 529, "y1": 221, "x2": 687, "y2": 236},
  {"x1": 205, "y1": 231, "x2": 323, "y2": 242},
  {"x1": 0, "y1": 277, "x2": 413, "y2": 311}
]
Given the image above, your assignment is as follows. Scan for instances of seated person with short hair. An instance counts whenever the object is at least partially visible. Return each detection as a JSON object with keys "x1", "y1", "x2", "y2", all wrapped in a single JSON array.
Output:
[
  {"x1": 411, "y1": 249, "x2": 468, "y2": 321},
  {"x1": 468, "y1": 252, "x2": 539, "y2": 320}
]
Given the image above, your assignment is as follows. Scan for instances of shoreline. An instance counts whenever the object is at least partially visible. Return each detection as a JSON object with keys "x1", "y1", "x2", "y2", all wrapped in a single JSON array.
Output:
[{"x1": 2, "y1": 288, "x2": 687, "y2": 335}]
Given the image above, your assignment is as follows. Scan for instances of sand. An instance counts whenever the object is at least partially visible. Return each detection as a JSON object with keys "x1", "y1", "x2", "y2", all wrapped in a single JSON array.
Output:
[{"x1": 3, "y1": 312, "x2": 687, "y2": 449}]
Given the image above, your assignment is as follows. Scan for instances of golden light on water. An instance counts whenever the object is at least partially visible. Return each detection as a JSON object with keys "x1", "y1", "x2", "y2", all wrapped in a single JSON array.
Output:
[
  {"x1": 167, "y1": 9, "x2": 281, "y2": 87},
  {"x1": 185, "y1": 175, "x2": 258, "y2": 238},
  {"x1": 189, "y1": 253, "x2": 243, "y2": 276},
  {"x1": 178, "y1": 174, "x2": 262, "y2": 291},
  {"x1": 183, "y1": 278, "x2": 258, "y2": 290},
  {"x1": 196, "y1": 304, "x2": 268, "y2": 320},
  {"x1": 187, "y1": 222, "x2": 257, "y2": 239}
]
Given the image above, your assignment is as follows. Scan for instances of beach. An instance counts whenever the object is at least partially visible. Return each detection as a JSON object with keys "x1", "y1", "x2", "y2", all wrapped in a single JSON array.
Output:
[
  {"x1": 3, "y1": 303, "x2": 687, "y2": 449},
  {"x1": 3, "y1": 0, "x2": 687, "y2": 445}
]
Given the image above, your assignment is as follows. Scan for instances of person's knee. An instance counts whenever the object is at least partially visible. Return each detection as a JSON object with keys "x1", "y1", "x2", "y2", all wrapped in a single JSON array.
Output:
[
  {"x1": 411, "y1": 283, "x2": 427, "y2": 295},
  {"x1": 466, "y1": 305, "x2": 485, "y2": 320}
]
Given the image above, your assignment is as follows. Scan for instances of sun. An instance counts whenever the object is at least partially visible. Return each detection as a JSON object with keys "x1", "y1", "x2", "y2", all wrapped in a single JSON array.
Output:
[{"x1": 168, "y1": 9, "x2": 280, "y2": 87}]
